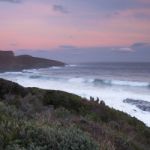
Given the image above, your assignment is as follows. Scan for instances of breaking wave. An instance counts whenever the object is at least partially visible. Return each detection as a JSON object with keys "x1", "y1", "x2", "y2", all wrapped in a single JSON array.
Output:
[
  {"x1": 93, "y1": 79, "x2": 150, "y2": 88},
  {"x1": 67, "y1": 77, "x2": 150, "y2": 88},
  {"x1": 1, "y1": 69, "x2": 150, "y2": 88},
  {"x1": 0, "y1": 69, "x2": 150, "y2": 126}
]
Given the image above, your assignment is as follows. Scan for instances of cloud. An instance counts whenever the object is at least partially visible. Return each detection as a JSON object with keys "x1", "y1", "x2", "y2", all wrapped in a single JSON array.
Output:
[
  {"x1": 59, "y1": 45, "x2": 77, "y2": 49},
  {"x1": 14, "y1": 42, "x2": 150, "y2": 63},
  {"x1": 131, "y1": 42, "x2": 150, "y2": 48},
  {"x1": 118, "y1": 47, "x2": 134, "y2": 52},
  {"x1": 0, "y1": 0, "x2": 21, "y2": 3},
  {"x1": 53, "y1": 4, "x2": 69, "y2": 14},
  {"x1": 116, "y1": 42, "x2": 150, "y2": 53},
  {"x1": 106, "y1": 11, "x2": 120, "y2": 18}
]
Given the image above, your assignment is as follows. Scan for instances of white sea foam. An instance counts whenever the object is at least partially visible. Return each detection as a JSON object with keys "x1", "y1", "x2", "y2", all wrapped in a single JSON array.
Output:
[
  {"x1": 93, "y1": 79, "x2": 150, "y2": 88},
  {"x1": 0, "y1": 70, "x2": 150, "y2": 126},
  {"x1": 65, "y1": 64, "x2": 77, "y2": 67},
  {"x1": 50, "y1": 66, "x2": 62, "y2": 69},
  {"x1": 109, "y1": 80, "x2": 149, "y2": 87},
  {"x1": 68, "y1": 78, "x2": 86, "y2": 83}
]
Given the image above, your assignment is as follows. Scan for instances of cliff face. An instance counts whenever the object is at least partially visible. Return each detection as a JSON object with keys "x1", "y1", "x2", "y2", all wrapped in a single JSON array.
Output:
[
  {"x1": 0, "y1": 51, "x2": 65, "y2": 72},
  {"x1": 0, "y1": 51, "x2": 14, "y2": 57}
]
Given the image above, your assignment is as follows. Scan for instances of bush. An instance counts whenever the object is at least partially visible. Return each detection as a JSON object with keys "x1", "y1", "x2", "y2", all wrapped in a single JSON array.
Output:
[
  {"x1": 5, "y1": 126, "x2": 99, "y2": 150},
  {"x1": 5, "y1": 144, "x2": 26, "y2": 150},
  {"x1": 1, "y1": 79, "x2": 150, "y2": 150},
  {"x1": 53, "y1": 107, "x2": 72, "y2": 119},
  {"x1": 43, "y1": 91, "x2": 90, "y2": 114}
]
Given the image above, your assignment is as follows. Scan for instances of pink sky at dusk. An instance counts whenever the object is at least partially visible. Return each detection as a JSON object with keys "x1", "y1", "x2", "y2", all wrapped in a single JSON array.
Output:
[{"x1": 0, "y1": 0, "x2": 150, "y2": 50}]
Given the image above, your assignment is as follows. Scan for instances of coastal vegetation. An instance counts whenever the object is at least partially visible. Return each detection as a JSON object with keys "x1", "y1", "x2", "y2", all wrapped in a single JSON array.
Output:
[{"x1": 0, "y1": 78, "x2": 150, "y2": 150}]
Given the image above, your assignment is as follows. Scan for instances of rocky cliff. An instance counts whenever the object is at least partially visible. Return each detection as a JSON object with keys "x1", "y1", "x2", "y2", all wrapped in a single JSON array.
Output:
[{"x1": 0, "y1": 51, "x2": 65, "y2": 72}]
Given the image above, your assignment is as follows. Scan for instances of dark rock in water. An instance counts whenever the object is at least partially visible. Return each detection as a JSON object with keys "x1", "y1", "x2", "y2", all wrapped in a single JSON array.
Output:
[
  {"x1": 123, "y1": 98, "x2": 150, "y2": 112},
  {"x1": 0, "y1": 50, "x2": 65, "y2": 72}
]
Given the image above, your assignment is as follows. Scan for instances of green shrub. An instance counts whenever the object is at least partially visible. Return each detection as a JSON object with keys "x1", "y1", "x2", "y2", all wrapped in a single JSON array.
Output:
[
  {"x1": 5, "y1": 126, "x2": 98, "y2": 150},
  {"x1": 5, "y1": 144, "x2": 26, "y2": 150},
  {"x1": 43, "y1": 91, "x2": 90, "y2": 114},
  {"x1": 0, "y1": 79, "x2": 150, "y2": 150},
  {"x1": 6, "y1": 96, "x2": 21, "y2": 108},
  {"x1": 53, "y1": 107, "x2": 72, "y2": 119}
]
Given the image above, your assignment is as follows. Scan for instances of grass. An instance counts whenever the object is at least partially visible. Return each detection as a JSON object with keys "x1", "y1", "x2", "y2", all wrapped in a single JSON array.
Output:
[{"x1": 0, "y1": 78, "x2": 150, "y2": 150}]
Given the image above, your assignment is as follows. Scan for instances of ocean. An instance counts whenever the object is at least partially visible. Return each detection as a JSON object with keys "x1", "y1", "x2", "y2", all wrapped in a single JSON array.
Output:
[{"x1": 0, "y1": 62, "x2": 150, "y2": 126}]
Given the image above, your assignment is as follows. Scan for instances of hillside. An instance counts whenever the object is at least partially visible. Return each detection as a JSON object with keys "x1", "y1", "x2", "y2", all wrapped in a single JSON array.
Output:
[
  {"x1": 0, "y1": 51, "x2": 65, "y2": 72},
  {"x1": 0, "y1": 78, "x2": 150, "y2": 150}
]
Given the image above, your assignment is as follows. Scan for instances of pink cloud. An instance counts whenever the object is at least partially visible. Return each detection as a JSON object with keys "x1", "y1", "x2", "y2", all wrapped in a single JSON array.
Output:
[{"x1": 0, "y1": 1, "x2": 150, "y2": 50}]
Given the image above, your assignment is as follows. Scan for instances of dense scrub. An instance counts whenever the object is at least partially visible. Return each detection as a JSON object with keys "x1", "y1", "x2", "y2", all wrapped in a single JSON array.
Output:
[{"x1": 0, "y1": 78, "x2": 150, "y2": 150}]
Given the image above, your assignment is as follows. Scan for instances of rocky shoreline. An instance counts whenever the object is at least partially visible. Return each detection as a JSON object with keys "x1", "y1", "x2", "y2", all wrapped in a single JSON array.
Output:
[{"x1": 123, "y1": 98, "x2": 150, "y2": 112}]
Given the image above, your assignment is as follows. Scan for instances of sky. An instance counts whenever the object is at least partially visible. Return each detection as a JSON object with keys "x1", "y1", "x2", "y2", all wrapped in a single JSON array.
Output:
[{"x1": 0, "y1": 0, "x2": 150, "y2": 62}]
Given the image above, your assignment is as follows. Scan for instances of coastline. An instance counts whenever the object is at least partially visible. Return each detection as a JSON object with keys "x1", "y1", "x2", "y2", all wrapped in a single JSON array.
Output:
[
  {"x1": 0, "y1": 78, "x2": 150, "y2": 149},
  {"x1": 0, "y1": 66, "x2": 150, "y2": 127},
  {"x1": 0, "y1": 51, "x2": 65, "y2": 73}
]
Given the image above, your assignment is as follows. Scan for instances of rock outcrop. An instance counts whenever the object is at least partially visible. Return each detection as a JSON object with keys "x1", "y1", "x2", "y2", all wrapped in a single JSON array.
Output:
[
  {"x1": 0, "y1": 51, "x2": 65, "y2": 72},
  {"x1": 123, "y1": 98, "x2": 150, "y2": 112}
]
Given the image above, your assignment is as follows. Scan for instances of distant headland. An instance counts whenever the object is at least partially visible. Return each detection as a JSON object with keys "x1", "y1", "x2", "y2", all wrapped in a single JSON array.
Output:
[{"x1": 0, "y1": 51, "x2": 65, "y2": 72}]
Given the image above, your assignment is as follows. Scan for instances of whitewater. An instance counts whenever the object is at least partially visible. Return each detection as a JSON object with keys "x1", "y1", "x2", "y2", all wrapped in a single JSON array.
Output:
[{"x1": 0, "y1": 62, "x2": 150, "y2": 126}]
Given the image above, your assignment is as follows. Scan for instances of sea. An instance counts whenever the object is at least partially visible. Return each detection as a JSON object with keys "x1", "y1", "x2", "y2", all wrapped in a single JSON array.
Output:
[{"x1": 0, "y1": 62, "x2": 150, "y2": 126}]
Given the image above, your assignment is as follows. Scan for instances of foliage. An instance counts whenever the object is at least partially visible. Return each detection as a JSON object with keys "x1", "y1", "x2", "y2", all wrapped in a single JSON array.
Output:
[{"x1": 0, "y1": 78, "x2": 150, "y2": 150}]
